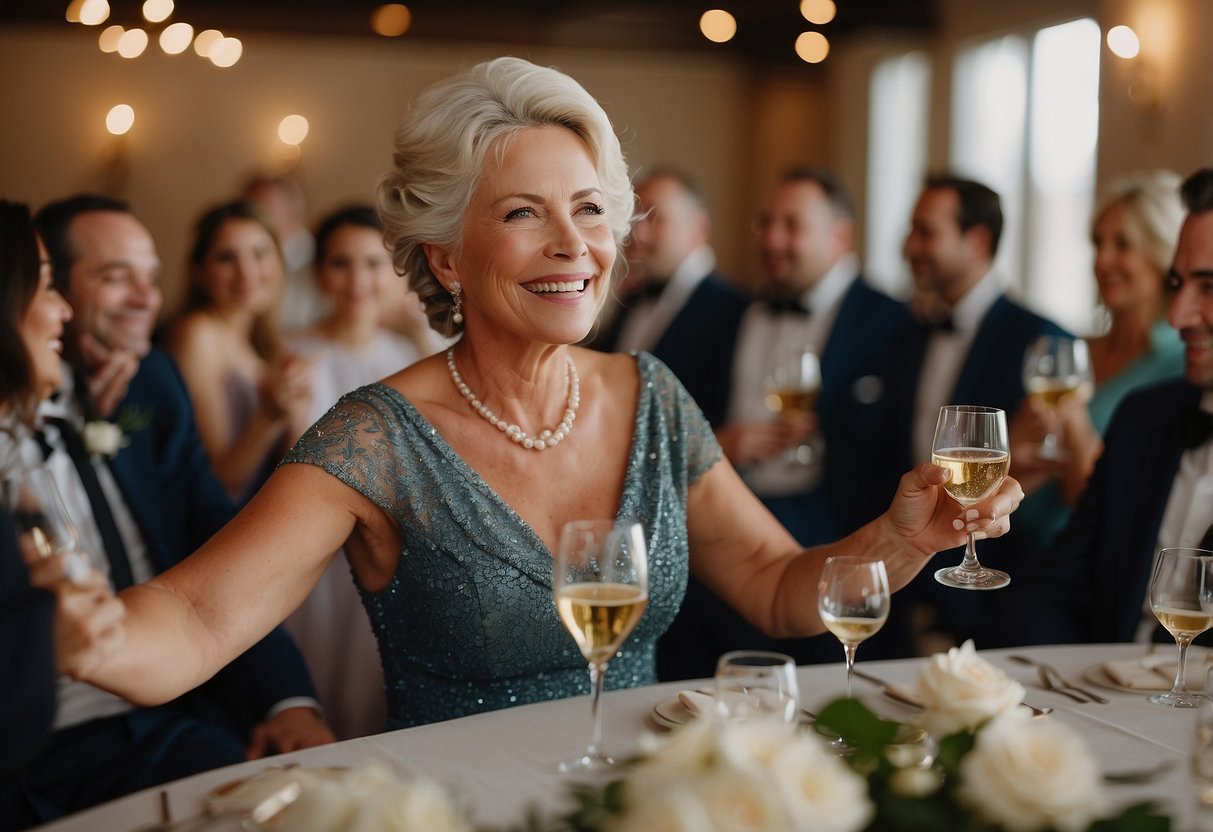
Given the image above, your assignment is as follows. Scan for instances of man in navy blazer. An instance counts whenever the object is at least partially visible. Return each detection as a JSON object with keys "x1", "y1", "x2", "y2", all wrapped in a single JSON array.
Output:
[
  {"x1": 885, "y1": 175, "x2": 1068, "y2": 649},
  {"x1": 592, "y1": 167, "x2": 747, "y2": 428},
  {"x1": 1007, "y1": 169, "x2": 1213, "y2": 646},
  {"x1": 655, "y1": 168, "x2": 914, "y2": 679},
  {"x1": 14, "y1": 196, "x2": 333, "y2": 825}
]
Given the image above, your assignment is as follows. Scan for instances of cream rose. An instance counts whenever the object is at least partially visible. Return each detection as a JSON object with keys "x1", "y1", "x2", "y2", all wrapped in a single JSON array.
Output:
[
  {"x1": 770, "y1": 733, "x2": 873, "y2": 832},
  {"x1": 913, "y1": 640, "x2": 1024, "y2": 735},
  {"x1": 957, "y1": 712, "x2": 1106, "y2": 832}
]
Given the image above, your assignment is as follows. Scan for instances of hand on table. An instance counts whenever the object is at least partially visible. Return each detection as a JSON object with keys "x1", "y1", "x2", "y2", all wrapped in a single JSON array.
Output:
[{"x1": 247, "y1": 706, "x2": 336, "y2": 759}]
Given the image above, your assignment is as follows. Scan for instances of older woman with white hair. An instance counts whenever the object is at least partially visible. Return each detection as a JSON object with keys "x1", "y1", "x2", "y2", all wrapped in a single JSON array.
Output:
[{"x1": 67, "y1": 57, "x2": 1022, "y2": 732}]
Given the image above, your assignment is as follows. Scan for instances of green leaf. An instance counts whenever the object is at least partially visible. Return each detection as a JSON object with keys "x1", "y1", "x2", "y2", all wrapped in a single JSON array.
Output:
[
  {"x1": 815, "y1": 698, "x2": 905, "y2": 768},
  {"x1": 1088, "y1": 801, "x2": 1171, "y2": 831},
  {"x1": 934, "y1": 730, "x2": 976, "y2": 776}
]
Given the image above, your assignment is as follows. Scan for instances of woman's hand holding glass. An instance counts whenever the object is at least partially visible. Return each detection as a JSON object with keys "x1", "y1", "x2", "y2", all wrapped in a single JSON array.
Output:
[
  {"x1": 931, "y1": 405, "x2": 1011, "y2": 590},
  {"x1": 553, "y1": 519, "x2": 648, "y2": 773}
]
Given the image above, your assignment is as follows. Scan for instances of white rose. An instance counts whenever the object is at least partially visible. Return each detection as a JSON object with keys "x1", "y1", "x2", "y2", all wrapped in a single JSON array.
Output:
[
  {"x1": 82, "y1": 420, "x2": 126, "y2": 457},
  {"x1": 913, "y1": 640, "x2": 1024, "y2": 735},
  {"x1": 715, "y1": 718, "x2": 797, "y2": 773},
  {"x1": 630, "y1": 719, "x2": 718, "y2": 803},
  {"x1": 770, "y1": 732, "x2": 873, "y2": 832},
  {"x1": 348, "y1": 778, "x2": 470, "y2": 832},
  {"x1": 957, "y1": 712, "x2": 1106, "y2": 832},
  {"x1": 689, "y1": 765, "x2": 791, "y2": 832},
  {"x1": 614, "y1": 785, "x2": 716, "y2": 832}
]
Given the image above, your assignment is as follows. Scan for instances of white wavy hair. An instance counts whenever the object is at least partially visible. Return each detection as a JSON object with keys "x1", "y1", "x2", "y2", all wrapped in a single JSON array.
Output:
[
  {"x1": 377, "y1": 57, "x2": 635, "y2": 337},
  {"x1": 1093, "y1": 169, "x2": 1184, "y2": 275}
]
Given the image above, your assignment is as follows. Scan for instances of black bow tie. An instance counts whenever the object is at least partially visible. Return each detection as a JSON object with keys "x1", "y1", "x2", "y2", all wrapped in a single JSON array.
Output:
[
  {"x1": 762, "y1": 296, "x2": 811, "y2": 317},
  {"x1": 1179, "y1": 405, "x2": 1213, "y2": 449},
  {"x1": 926, "y1": 315, "x2": 957, "y2": 333},
  {"x1": 33, "y1": 429, "x2": 55, "y2": 461}
]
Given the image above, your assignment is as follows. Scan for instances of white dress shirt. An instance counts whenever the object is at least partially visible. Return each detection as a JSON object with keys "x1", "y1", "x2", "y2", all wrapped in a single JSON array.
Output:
[
  {"x1": 911, "y1": 270, "x2": 1005, "y2": 466},
  {"x1": 728, "y1": 253, "x2": 860, "y2": 497},
  {"x1": 1133, "y1": 390, "x2": 1213, "y2": 642},
  {"x1": 615, "y1": 245, "x2": 717, "y2": 354}
]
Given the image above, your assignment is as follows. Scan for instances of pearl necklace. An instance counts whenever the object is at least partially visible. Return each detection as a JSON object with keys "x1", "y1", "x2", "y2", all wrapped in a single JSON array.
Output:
[{"x1": 446, "y1": 348, "x2": 579, "y2": 450}]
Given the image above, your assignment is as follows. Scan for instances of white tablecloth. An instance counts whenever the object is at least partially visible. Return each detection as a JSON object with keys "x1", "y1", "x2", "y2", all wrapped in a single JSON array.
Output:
[{"x1": 33, "y1": 644, "x2": 1213, "y2": 830}]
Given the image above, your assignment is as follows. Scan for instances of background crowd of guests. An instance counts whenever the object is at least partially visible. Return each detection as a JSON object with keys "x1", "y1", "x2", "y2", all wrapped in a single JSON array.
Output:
[{"x1": 0, "y1": 53, "x2": 1207, "y2": 831}]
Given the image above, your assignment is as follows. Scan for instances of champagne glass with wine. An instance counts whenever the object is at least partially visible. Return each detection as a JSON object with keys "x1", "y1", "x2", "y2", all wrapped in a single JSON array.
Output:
[
  {"x1": 817, "y1": 556, "x2": 890, "y2": 697},
  {"x1": 931, "y1": 405, "x2": 1011, "y2": 590},
  {"x1": 1148, "y1": 547, "x2": 1213, "y2": 708},
  {"x1": 553, "y1": 519, "x2": 648, "y2": 773},
  {"x1": 764, "y1": 341, "x2": 823, "y2": 466},
  {"x1": 2, "y1": 465, "x2": 90, "y2": 584},
  {"x1": 1022, "y1": 336, "x2": 1092, "y2": 460}
]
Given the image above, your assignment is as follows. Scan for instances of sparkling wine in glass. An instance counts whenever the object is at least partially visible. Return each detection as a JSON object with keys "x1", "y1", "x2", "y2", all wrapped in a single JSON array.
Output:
[
  {"x1": 713, "y1": 650, "x2": 799, "y2": 725},
  {"x1": 817, "y1": 557, "x2": 890, "y2": 697},
  {"x1": 764, "y1": 342, "x2": 823, "y2": 466},
  {"x1": 1022, "y1": 336, "x2": 1093, "y2": 460},
  {"x1": 1148, "y1": 547, "x2": 1213, "y2": 708},
  {"x1": 931, "y1": 405, "x2": 1010, "y2": 590},
  {"x1": 553, "y1": 519, "x2": 648, "y2": 773},
  {"x1": 2, "y1": 465, "x2": 90, "y2": 584}
]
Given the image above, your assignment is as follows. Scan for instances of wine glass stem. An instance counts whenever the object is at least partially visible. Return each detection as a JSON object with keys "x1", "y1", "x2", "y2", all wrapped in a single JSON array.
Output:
[
  {"x1": 843, "y1": 642, "x2": 858, "y2": 698},
  {"x1": 958, "y1": 532, "x2": 982, "y2": 572},
  {"x1": 1171, "y1": 637, "x2": 1192, "y2": 697},
  {"x1": 585, "y1": 660, "x2": 608, "y2": 761}
]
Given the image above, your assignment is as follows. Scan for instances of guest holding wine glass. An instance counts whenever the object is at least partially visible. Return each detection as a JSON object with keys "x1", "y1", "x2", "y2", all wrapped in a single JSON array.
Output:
[
  {"x1": 1009, "y1": 171, "x2": 1185, "y2": 554},
  {"x1": 1009, "y1": 169, "x2": 1213, "y2": 648},
  {"x1": 168, "y1": 201, "x2": 313, "y2": 504},
  {"x1": 0, "y1": 199, "x2": 126, "y2": 828},
  {"x1": 60, "y1": 58, "x2": 1022, "y2": 740}
]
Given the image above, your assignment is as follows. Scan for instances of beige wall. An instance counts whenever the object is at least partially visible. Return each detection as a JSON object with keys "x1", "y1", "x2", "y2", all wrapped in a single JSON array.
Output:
[{"x1": 0, "y1": 26, "x2": 760, "y2": 313}]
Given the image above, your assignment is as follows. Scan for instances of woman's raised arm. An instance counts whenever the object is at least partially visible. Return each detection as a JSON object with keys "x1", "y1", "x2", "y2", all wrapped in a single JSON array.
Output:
[{"x1": 686, "y1": 458, "x2": 1022, "y2": 639}]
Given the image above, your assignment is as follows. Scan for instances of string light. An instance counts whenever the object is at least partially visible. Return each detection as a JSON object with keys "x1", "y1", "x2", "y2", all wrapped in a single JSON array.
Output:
[
  {"x1": 106, "y1": 104, "x2": 135, "y2": 136},
  {"x1": 795, "y1": 31, "x2": 830, "y2": 63},
  {"x1": 371, "y1": 4, "x2": 411, "y2": 37},
  {"x1": 699, "y1": 9, "x2": 737, "y2": 44}
]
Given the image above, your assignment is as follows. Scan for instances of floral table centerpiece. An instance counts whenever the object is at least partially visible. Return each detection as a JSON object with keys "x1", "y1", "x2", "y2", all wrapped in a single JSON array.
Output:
[{"x1": 524, "y1": 641, "x2": 1170, "y2": 832}]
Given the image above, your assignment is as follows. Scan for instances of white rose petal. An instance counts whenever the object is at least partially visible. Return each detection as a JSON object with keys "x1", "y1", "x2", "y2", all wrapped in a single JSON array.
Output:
[
  {"x1": 957, "y1": 712, "x2": 1106, "y2": 832},
  {"x1": 691, "y1": 766, "x2": 790, "y2": 832},
  {"x1": 615, "y1": 785, "x2": 716, "y2": 832},
  {"x1": 914, "y1": 639, "x2": 1025, "y2": 735},
  {"x1": 771, "y1": 734, "x2": 873, "y2": 832}
]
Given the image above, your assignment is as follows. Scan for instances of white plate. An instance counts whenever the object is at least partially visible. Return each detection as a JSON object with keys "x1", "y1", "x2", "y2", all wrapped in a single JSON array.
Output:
[{"x1": 651, "y1": 697, "x2": 695, "y2": 728}]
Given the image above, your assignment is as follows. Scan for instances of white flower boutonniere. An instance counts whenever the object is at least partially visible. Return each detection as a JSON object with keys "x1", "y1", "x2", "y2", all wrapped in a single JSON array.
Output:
[{"x1": 82, "y1": 420, "x2": 128, "y2": 458}]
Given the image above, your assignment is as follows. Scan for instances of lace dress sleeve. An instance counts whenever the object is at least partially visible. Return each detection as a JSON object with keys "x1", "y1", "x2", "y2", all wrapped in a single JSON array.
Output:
[{"x1": 280, "y1": 386, "x2": 403, "y2": 516}]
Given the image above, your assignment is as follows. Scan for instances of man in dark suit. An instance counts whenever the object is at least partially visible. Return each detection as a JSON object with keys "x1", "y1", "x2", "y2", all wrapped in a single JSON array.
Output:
[
  {"x1": 592, "y1": 167, "x2": 747, "y2": 427},
  {"x1": 1009, "y1": 168, "x2": 1213, "y2": 646},
  {"x1": 13, "y1": 196, "x2": 333, "y2": 826},
  {"x1": 885, "y1": 174, "x2": 1068, "y2": 649},
  {"x1": 656, "y1": 168, "x2": 913, "y2": 679}
]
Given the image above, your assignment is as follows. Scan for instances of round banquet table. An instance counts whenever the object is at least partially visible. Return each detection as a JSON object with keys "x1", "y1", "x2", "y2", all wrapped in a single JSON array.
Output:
[{"x1": 31, "y1": 644, "x2": 1213, "y2": 830}]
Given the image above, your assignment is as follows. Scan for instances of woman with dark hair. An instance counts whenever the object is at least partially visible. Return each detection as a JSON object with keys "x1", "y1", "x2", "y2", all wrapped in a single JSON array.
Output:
[
  {"x1": 167, "y1": 200, "x2": 312, "y2": 504},
  {"x1": 282, "y1": 205, "x2": 431, "y2": 738},
  {"x1": 0, "y1": 199, "x2": 123, "y2": 826}
]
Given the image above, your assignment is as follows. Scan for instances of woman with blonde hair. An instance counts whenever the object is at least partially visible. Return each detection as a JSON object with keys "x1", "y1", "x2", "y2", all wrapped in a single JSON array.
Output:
[
  {"x1": 66, "y1": 58, "x2": 1020, "y2": 732},
  {"x1": 168, "y1": 201, "x2": 312, "y2": 504}
]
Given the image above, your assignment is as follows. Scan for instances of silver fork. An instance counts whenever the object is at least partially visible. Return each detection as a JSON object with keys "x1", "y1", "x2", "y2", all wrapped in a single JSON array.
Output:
[{"x1": 1008, "y1": 655, "x2": 1110, "y2": 704}]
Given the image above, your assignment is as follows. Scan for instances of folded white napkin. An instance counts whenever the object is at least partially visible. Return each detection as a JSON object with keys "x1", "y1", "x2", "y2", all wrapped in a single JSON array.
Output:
[
  {"x1": 676, "y1": 688, "x2": 765, "y2": 718},
  {"x1": 1102, "y1": 657, "x2": 1181, "y2": 690}
]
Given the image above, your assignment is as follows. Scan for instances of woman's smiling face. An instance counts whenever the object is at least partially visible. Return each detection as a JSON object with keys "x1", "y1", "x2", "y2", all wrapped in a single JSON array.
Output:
[
  {"x1": 430, "y1": 125, "x2": 616, "y2": 346},
  {"x1": 20, "y1": 237, "x2": 73, "y2": 401}
]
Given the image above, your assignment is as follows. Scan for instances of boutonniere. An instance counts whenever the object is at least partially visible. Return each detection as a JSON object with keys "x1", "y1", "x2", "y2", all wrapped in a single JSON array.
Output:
[{"x1": 83, "y1": 404, "x2": 152, "y2": 458}]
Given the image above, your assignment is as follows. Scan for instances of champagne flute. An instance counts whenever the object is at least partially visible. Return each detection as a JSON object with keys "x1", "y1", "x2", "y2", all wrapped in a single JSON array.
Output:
[
  {"x1": 713, "y1": 650, "x2": 799, "y2": 725},
  {"x1": 553, "y1": 519, "x2": 648, "y2": 773},
  {"x1": 2, "y1": 465, "x2": 90, "y2": 584},
  {"x1": 764, "y1": 342, "x2": 823, "y2": 466},
  {"x1": 817, "y1": 557, "x2": 890, "y2": 697},
  {"x1": 1022, "y1": 336, "x2": 1093, "y2": 460},
  {"x1": 1148, "y1": 547, "x2": 1213, "y2": 708},
  {"x1": 931, "y1": 405, "x2": 1011, "y2": 590}
]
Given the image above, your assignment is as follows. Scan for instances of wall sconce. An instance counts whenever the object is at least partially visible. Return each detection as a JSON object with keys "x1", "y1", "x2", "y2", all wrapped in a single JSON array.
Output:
[
  {"x1": 102, "y1": 104, "x2": 134, "y2": 195},
  {"x1": 1106, "y1": 24, "x2": 1160, "y2": 116}
]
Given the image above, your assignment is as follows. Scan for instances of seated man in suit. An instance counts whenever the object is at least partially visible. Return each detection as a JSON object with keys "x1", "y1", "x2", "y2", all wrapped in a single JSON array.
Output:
[
  {"x1": 591, "y1": 166, "x2": 748, "y2": 428},
  {"x1": 12, "y1": 195, "x2": 333, "y2": 826},
  {"x1": 886, "y1": 174, "x2": 1069, "y2": 650},
  {"x1": 656, "y1": 167, "x2": 913, "y2": 679},
  {"x1": 1008, "y1": 168, "x2": 1213, "y2": 646}
]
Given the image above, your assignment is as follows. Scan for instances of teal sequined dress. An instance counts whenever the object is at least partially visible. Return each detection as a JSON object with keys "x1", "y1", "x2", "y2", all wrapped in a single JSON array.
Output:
[{"x1": 282, "y1": 352, "x2": 721, "y2": 729}]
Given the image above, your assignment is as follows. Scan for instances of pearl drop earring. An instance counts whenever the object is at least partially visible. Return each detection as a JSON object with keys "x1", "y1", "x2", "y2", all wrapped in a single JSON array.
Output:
[{"x1": 450, "y1": 281, "x2": 464, "y2": 325}]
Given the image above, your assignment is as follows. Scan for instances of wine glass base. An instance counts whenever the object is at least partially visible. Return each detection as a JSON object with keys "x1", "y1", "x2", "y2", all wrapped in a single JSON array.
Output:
[
  {"x1": 934, "y1": 565, "x2": 1010, "y2": 590},
  {"x1": 557, "y1": 754, "x2": 621, "y2": 776},
  {"x1": 1147, "y1": 690, "x2": 1209, "y2": 708}
]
